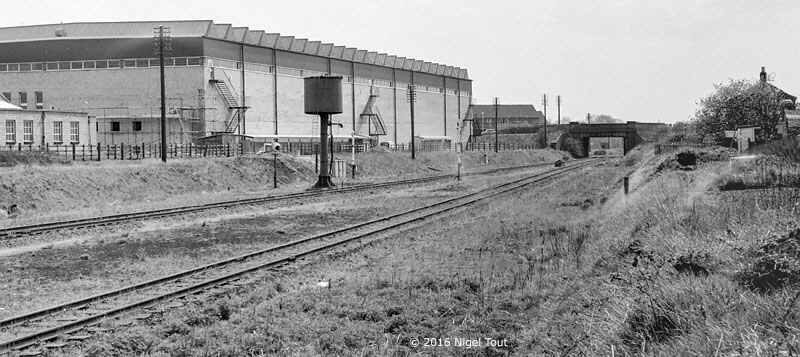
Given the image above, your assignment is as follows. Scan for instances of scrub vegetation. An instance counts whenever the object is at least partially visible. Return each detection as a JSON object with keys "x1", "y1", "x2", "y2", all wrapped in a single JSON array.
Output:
[{"x1": 28, "y1": 145, "x2": 800, "y2": 355}]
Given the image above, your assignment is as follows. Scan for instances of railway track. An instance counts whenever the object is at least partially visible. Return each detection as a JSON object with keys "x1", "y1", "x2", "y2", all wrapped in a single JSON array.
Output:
[
  {"x1": 0, "y1": 159, "x2": 597, "y2": 354},
  {"x1": 0, "y1": 161, "x2": 560, "y2": 240}
]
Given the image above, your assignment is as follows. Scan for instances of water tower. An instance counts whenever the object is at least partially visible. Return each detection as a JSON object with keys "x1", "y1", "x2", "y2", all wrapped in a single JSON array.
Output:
[{"x1": 304, "y1": 76, "x2": 343, "y2": 188}]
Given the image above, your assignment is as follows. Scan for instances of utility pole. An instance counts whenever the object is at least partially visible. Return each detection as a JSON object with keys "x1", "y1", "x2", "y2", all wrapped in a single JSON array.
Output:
[
  {"x1": 587, "y1": 113, "x2": 591, "y2": 123},
  {"x1": 154, "y1": 25, "x2": 171, "y2": 163},
  {"x1": 557, "y1": 95, "x2": 561, "y2": 125},
  {"x1": 542, "y1": 94, "x2": 548, "y2": 149},
  {"x1": 493, "y1": 97, "x2": 499, "y2": 153},
  {"x1": 407, "y1": 85, "x2": 417, "y2": 159}
]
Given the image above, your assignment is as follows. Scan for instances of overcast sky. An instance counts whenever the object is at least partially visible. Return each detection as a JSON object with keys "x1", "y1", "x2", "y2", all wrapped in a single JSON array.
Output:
[{"x1": 2, "y1": 0, "x2": 798, "y2": 124}]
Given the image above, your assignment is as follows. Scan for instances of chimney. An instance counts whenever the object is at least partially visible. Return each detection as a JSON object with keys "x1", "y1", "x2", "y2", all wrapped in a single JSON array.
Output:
[{"x1": 760, "y1": 66, "x2": 767, "y2": 82}]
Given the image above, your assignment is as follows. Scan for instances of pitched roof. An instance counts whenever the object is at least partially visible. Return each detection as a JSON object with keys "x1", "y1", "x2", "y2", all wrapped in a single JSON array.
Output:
[
  {"x1": 471, "y1": 104, "x2": 544, "y2": 119},
  {"x1": 0, "y1": 94, "x2": 21, "y2": 109},
  {"x1": 0, "y1": 20, "x2": 469, "y2": 79}
]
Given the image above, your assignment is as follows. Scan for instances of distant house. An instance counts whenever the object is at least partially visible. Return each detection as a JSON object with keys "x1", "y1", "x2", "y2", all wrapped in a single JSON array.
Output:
[
  {"x1": 760, "y1": 67, "x2": 798, "y2": 137},
  {"x1": 469, "y1": 104, "x2": 545, "y2": 135}
]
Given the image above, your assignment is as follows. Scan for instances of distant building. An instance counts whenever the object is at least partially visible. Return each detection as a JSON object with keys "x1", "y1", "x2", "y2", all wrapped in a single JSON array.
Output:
[
  {"x1": 469, "y1": 104, "x2": 544, "y2": 135},
  {"x1": 760, "y1": 66, "x2": 798, "y2": 137},
  {"x1": 0, "y1": 93, "x2": 94, "y2": 147},
  {"x1": 0, "y1": 20, "x2": 472, "y2": 146}
]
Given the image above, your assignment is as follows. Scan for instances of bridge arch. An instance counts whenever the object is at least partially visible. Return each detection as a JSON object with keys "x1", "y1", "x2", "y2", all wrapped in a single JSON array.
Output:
[{"x1": 556, "y1": 121, "x2": 645, "y2": 157}]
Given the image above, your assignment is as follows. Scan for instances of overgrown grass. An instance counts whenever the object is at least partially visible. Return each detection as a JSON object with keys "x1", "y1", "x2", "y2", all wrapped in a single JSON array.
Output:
[{"x1": 55, "y1": 148, "x2": 800, "y2": 356}]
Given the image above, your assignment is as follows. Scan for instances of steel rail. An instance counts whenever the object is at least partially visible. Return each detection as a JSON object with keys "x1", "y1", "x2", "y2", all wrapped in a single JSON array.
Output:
[
  {"x1": 0, "y1": 161, "x2": 557, "y2": 239},
  {"x1": 0, "y1": 160, "x2": 596, "y2": 353}
]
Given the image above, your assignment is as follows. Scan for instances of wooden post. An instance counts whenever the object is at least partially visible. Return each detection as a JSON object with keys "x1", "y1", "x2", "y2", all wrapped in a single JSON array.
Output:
[{"x1": 624, "y1": 177, "x2": 629, "y2": 195}]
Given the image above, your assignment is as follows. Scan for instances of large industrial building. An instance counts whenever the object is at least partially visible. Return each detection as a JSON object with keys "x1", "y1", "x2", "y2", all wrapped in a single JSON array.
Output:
[{"x1": 0, "y1": 20, "x2": 472, "y2": 147}]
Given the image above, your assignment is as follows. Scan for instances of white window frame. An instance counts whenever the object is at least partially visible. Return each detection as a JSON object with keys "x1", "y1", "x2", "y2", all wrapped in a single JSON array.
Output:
[
  {"x1": 5, "y1": 120, "x2": 15, "y2": 143},
  {"x1": 69, "y1": 121, "x2": 80, "y2": 143},
  {"x1": 53, "y1": 121, "x2": 63, "y2": 143},
  {"x1": 22, "y1": 120, "x2": 33, "y2": 143}
]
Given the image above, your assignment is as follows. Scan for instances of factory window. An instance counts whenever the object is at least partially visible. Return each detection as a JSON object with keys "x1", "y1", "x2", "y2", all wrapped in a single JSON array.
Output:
[
  {"x1": 71, "y1": 61, "x2": 83, "y2": 70},
  {"x1": 2, "y1": 92, "x2": 10, "y2": 101},
  {"x1": 95, "y1": 60, "x2": 108, "y2": 69},
  {"x1": 268, "y1": 66, "x2": 274, "y2": 73},
  {"x1": 18, "y1": 92, "x2": 27, "y2": 109},
  {"x1": 133, "y1": 121, "x2": 142, "y2": 132},
  {"x1": 19, "y1": 63, "x2": 31, "y2": 71},
  {"x1": 5, "y1": 120, "x2": 15, "y2": 143},
  {"x1": 69, "y1": 121, "x2": 80, "y2": 143},
  {"x1": 187, "y1": 58, "x2": 201, "y2": 66},
  {"x1": 123, "y1": 59, "x2": 136, "y2": 68},
  {"x1": 107, "y1": 60, "x2": 120, "y2": 68},
  {"x1": 53, "y1": 121, "x2": 63, "y2": 143},
  {"x1": 23, "y1": 120, "x2": 33, "y2": 143},
  {"x1": 163, "y1": 58, "x2": 174, "y2": 66},
  {"x1": 32, "y1": 63, "x2": 43, "y2": 71},
  {"x1": 7, "y1": 63, "x2": 19, "y2": 71},
  {"x1": 174, "y1": 58, "x2": 187, "y2": 66},
  {"x1": 0, "y1": 64, "x2": 6, "y2": 71},
  {"x1": 58, "y1": 62, "x2": 70, "y2": 70},
  {"x1": 35, "y1": 91, "x2": 43, "y2": 109},
  {"x1": 389, "y1": 81, "x2": 394, "y2": 88},
  {"x1": 136, "y1": 59, "x2": 149, "y2": 67},
  {"x1": 83, "y1": 61, "x2": 95, "y2": 69},
  {"x1": 110, "y1": 121, "x2": 121, "y2": 132},
  {"x1": 46, "y1": 62, "x2": 58, "y2": 70}
]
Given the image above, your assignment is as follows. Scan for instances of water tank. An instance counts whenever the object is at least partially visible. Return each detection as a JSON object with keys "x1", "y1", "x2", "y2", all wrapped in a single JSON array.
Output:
[{"x1": 304, "y1": 76, "x2": 343, "y2": 114}]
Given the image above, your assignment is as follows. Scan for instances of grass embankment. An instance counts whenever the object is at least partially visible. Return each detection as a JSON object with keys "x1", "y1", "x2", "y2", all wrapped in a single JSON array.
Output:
[
  {"x1": 0, "y1": 149, "x2": 565, "y2": 226},
  {"x1": 56, "y1": 144, "x2": 800, "y2": 356}
]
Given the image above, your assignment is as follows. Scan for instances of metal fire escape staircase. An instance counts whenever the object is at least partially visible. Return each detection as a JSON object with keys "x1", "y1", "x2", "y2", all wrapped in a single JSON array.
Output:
[
  {"x1": 209, "y1": 71, "x2": 248, "y2": 134},
  {"x1": 356, "y1": 94, "x2": 386, "y2": 136}
]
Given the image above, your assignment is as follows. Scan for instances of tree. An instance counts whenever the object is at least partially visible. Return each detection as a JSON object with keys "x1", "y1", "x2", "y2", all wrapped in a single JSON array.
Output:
[
  {"x1": 590, "y1": 114, "x2": 623, "y2": 124},
  {"x1": 693, "y1": 78, "x2": 789, "y2": 144}
]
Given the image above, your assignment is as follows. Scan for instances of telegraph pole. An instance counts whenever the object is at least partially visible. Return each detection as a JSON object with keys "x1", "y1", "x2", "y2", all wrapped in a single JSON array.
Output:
[
  {"x1": 493, "y1": 97, "x2": 499, "y2": 153},
  {"x1": 154, "y1": 26, "x2": 171, "y2": 163},
  {"x1": 557, "y1": 95, "x2": 561, "y2": 125},
  {"x1": 542, "y1": 94, "x2": 548, "y2": 149},
  {"x1": 407, "y1": 85, "x2": 417, "y2": 159}
]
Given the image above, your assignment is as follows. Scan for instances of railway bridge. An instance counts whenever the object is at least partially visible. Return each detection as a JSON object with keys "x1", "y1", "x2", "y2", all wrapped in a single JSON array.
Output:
[{"x1": 555, "y1": 121, "x2": 645, "y2": 157}]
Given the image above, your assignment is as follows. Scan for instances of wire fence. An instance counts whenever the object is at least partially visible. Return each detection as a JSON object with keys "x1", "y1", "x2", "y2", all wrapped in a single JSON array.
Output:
[{"x1": 1, "y1": 140, "x2": 541, "y2": 162}]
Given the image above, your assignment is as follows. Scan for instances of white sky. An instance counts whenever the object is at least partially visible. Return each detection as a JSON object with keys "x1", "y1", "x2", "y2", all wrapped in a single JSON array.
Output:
[{"x1": 2, "y1": 0, "x2": 799, "y2": 124}]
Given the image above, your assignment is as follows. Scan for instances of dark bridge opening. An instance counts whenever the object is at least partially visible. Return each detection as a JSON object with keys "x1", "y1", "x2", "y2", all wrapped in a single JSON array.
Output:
[
  {"x1": 557, "y1": 121, "x2": 645, "y2": 158},
  {"x1": 588, "y1": 137, "x2": 624, "y2": 157}
]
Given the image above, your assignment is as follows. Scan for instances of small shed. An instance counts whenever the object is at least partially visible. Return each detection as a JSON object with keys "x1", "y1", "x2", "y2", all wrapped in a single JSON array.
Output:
[{"x1": 195, "y1": 133, "x2": 252, "y2": 147}]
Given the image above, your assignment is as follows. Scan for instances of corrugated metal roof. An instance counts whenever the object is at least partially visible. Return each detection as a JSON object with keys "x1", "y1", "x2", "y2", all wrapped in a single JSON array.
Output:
[
  {"x1": 471, "y1": 105, "x2": 545, "y2": 119},
  {"x1": 0, "y1": 20, "x2": 470, "y2": 79},
  {"x1": 0, "y1": 20, "x2": 212, "y2": 41}
]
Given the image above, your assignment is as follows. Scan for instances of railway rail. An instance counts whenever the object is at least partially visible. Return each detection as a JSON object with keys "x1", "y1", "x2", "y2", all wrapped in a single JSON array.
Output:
[
  {"x1": 0, "y1": 159, "x2": 597, "y2": 354},
  {"x1": 0, "y1": 161, "x2": 561, "y2": 240}
]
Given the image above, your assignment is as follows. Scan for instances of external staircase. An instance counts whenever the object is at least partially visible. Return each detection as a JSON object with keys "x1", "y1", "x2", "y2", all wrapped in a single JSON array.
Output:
[{"x1": 209, "y1": 72, "x2": 248, "y2": 134}]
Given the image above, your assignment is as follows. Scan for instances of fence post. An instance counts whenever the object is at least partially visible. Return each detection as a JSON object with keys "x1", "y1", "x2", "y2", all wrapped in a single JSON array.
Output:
[
  {"x1": 624, "y1": 177, "x2": 629, "y2": 195},
  {"x1": 18, "y1": 143, "x2": 21, "y2": 152},
  {"x1": 97, "y1": 143, "x2": 101, "y2": 161},
  {"x1": 71, "y1": 143, "x2": 76, "y2": 161},
  {"x1": 81, "y1": 145, "x2": 85, "y2": 161}
]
